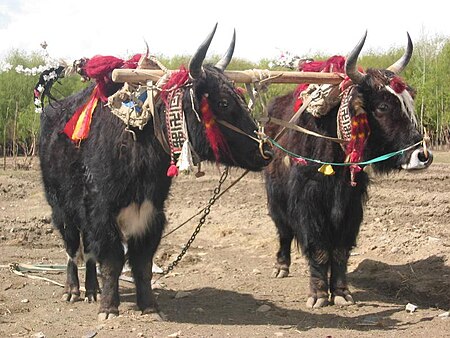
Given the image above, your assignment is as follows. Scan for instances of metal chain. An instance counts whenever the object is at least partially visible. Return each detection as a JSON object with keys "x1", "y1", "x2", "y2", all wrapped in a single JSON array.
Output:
[{"x1": 160, "y1": 166, "x2": 229, "y2": 276}]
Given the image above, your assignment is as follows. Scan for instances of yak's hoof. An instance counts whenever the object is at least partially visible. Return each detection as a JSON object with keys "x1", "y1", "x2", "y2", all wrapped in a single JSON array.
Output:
[
  {"x1": 332, "y1": 294, "x2": 355, "y2": 306},
  {"x1": 142, "y1": 310, "x2": 164, "y2": 321},
  {"x1": 84, "y1": 294, "x2": 97, "y2": 303},
  {"x1": 98, "y1": 311, "x2": 119, "y2": 321},
  {"x1": 306, "y1": 296, "x2": 329, "y2": 309},
  {"x1": 62, "y1": 292, "x2": 80, "y2": 303},
  {"x1": 271, "y1": 266, "x2": 289, "y2": 278},
  {"x1": 84, "y1": 290, "x2": 100, "y2": 303}
]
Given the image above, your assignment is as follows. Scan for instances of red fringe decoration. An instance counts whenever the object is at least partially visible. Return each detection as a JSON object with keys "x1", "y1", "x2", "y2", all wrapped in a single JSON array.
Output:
[
  {"x1": 61, "y1": 54, "x2": 144, "y2": 143},
  {"x1": 346, "y1": 113, "x2": 370, "y2": 162},
  {"x1": 390, "y1": 76, "x2": 406, "y2": 93},
  {"x1": 83, "y1": 54, "x2": 142, "y2": 101},
  {"x1": 200, "y1": 96, "x2": 231, "y2": 162},
  {"x1": 345, "y1": 113, "x2": 370, "y2": 187},
  {"x1": 63, "y1": 85, "x2": 101, "y2": 143},
  {"x1": 160, "y1": 66, "x2": 190, "y2": 107}
]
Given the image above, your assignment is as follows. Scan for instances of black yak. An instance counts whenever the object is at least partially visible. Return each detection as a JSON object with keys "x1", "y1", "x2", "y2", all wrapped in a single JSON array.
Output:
[
  {"x1": 39, "y1": 24, "x2": 272, "y2": 320},
  {"x1": 264, "y1": 32, "x2": 432, "y2": 308}
]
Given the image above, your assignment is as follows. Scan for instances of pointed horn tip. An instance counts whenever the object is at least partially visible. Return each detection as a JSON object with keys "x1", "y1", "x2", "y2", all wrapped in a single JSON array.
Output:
[
  {"x1": 214, "y1": 29, "x2": 236, "y2": 71},
  {"x1": 387, "y1": 32, "x2": 414, "y2": 74},
  {"x1": 143, "y1": 40, "x2": 150, "y2": 56},
  {"x1": 345, "y1": 31, "x2": 368, "y2": 60},
  {"x1": 344, "y1": 31, "x2": 367, "y2": 84},
  {"x1": 189, "y1": 23, "x2": 219, "y2": 78},
  {"x1": 406, "y1": 32, "x2": 413, "y2": 49},
  {"x1": 358, "y1": 30, "x2": 368, "y2": 47}
]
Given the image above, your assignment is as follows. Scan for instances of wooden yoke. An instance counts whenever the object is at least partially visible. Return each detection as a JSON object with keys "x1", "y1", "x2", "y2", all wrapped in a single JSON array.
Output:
[{"x1": 112, "y1": 68, "x2": 344, "y2": 85}]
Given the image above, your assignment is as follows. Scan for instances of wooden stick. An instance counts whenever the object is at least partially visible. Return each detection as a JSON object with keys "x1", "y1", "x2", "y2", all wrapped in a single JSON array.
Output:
[{"x1": 112, "y1": 69, "x2": 344, "y2": 85}]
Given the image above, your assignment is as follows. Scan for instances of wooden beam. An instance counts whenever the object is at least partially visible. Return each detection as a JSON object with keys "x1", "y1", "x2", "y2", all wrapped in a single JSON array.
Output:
[{"x1": 111, "y1": 68, "x2": 344, "y2": 85}]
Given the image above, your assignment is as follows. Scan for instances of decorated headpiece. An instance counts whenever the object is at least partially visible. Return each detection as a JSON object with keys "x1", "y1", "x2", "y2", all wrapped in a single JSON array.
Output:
[
  {"x1": 61, "y1": 54, "x2": 143, "y2": 144},
  {"x1": 337, "y1": 87, "x2": 370, "y2": 186}
]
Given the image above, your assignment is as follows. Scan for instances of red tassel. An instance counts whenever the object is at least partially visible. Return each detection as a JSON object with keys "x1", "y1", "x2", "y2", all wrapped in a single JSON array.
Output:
[
  {"x1": 166, "y1": 163, "x2": 179, "y2": 177},
  {"x1": 200, "y1": 96, "x2": 231, "y2": 161},
  {"x1": 349, "y1": 165, "x2": 362, "y2": 187},
  {"x1": 346, "y1": 114, "x2": 371, "y2": 163},
  {"x1": 292, "y1": 157, "x2": 307, "y2": 165},
  {"x1": 350, "y1": 164, "x2": 362, "y2": 173}
]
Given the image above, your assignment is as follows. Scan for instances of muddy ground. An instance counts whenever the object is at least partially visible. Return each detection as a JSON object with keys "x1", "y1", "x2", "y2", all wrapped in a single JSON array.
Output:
[{"x1": 0, "y1": 155, "x2": 449, "y2": 337}]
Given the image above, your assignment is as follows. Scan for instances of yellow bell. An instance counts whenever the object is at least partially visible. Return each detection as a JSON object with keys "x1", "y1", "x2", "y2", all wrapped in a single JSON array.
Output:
[{"x1": 318, "y1": 164, "x2": 335, "y2": 176}]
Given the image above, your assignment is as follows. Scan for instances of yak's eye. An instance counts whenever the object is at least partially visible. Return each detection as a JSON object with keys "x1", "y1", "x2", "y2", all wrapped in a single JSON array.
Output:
[
  {"x1": 377, "y1": 102, "x2": 390, "y2": 112},
  {"x1": 218, "y1": 99, "x2": 229, "y2": 109}
]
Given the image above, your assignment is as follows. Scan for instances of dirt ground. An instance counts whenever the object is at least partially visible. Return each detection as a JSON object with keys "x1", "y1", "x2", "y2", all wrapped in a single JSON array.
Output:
[{"x1": 0, "y1": 154, "x2": 449, "y2": 338}]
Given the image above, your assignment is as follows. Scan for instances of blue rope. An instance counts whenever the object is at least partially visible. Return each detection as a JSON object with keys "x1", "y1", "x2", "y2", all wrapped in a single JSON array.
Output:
[{"x1": 269, "y1": 138, "x2": 423, "y2": 167}]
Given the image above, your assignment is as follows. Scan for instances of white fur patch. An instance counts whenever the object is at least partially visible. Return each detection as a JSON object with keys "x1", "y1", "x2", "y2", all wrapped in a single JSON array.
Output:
[
  {"x1": 117, "y1": 199, "x2": 155, "y2": 240},
  {"x1": 385, "y1": 85, "x2": 418, "y2": 127}
]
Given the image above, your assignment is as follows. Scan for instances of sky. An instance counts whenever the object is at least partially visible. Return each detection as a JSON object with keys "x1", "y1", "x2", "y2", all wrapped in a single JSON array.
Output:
[{"x1": 1, "y1": 0, "x2": 449, "y2": 64}]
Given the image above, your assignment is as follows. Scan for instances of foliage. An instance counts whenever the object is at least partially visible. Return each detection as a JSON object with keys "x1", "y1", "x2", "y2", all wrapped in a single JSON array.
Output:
[
  {"x1": 0, "y1": 50, "x2": 87, "y2": 157},
  {"x1": 1, "y1": 34, "x2": 449, "y2": 158}
]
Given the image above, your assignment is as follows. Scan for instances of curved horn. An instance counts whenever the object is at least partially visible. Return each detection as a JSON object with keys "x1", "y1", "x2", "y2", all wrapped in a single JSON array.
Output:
[
  {"x1": 345, "y1": 31, "x2": 367, "y2": 85},
  {"x1": 189, "y1": 23, "x2": 218, "y2": 79},
  {"x1": 144, "y1": 40, "x2": 149, "y2": 58},
  {"x1": 387, "y1": 32, "x2": 413, "y2": 74},
  {"x1": 215, "y1": 29, "x2": 236, "y2": 71}
]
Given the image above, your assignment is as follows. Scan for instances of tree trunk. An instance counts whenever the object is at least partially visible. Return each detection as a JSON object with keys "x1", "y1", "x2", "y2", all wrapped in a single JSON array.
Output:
[
  {"x1": 12, "y1": 101, "x2": 18, "y2": 170},
  {"x1": 3, "y1": 107, "x2": 9, "y2": 170}
]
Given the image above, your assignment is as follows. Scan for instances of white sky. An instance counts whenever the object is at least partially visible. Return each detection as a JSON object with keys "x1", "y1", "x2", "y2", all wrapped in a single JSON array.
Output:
[{"x1": 1, "y1": 0, "x2": 449, "y2": 63}]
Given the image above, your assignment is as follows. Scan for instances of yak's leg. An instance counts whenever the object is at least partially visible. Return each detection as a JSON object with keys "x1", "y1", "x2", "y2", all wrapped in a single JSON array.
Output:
[
  {"x1": 272, "y1": 225, "x2": 294, "y2": 278},
  {"x1": 330, "y1": 248, "x2": 354, "y2": 306},
  {"x1": 84, "y1": 257, "x2": 99, "y2": 302},
  {"x1": 53, "y1": 208, "x2": 82, "y2": 303},
  {"x1": 269, "y1": 200, "x2": 293, "y2": 278},
  {"x1": 97, "y1": 234, "x2": 125, "y2": 320},
  {"x1": 306, "y1": 249, "x2": 330, "y2": 308},
  {"x1": 127, "y1": 211, "x2": 165, "y2": 320},
  {"x1": 82, "y1": 231, "x2": 100, "y2": 303}
]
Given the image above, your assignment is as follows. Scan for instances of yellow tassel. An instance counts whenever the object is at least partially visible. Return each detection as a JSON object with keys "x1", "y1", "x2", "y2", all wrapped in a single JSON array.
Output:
[{"x1": 318, "y1": 164, "x2": 335, "y2": 176}]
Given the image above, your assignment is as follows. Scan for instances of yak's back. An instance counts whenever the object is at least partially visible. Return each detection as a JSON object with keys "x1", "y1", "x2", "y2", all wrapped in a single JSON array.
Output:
[{"x1": 265, "y1": 92, "x2": 296, "y2": 138}]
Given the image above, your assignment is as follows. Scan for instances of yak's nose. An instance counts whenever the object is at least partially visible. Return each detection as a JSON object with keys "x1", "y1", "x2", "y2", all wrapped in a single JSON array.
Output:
[
  {"x1": 263, "y1": 149, "x2": 274, "y2": 161},
  {"x1": 402, "y1": 148, "x2": 433, "y2": 170}
]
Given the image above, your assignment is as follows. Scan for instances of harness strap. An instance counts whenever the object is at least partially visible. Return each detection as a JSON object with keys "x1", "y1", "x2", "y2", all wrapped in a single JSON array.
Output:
[
  {"x1": 147, "y1": 82, "x2": 171, "y2": 154},
  {"x1": 260, "y1": 116, "x2": 347, "y2": 145},
  {"x1": 271, "y1": 94, "x2": 314, "y2": 142},
  {"x1": 216, "y1": 119, "x2": 259, "y2": 142},
  {"x1": 216, "y1": 119, "x2": 271, "y2": 160}
]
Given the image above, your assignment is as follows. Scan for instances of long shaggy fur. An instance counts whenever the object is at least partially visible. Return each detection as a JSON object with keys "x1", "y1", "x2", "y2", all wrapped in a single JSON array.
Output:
[
  {"x1": 265, "y1": 67, "x2": 425, "y2": 305},
  {"x1": 39, "y1": 63, "x2": 271, "y2": 317}
]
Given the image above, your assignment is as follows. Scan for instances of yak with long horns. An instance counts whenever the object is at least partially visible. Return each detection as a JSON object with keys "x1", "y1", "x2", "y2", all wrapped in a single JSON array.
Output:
[
  {"x1": 39, "y1": 24, "x2": 272, "y2": 320},
  {"x1": 264, "y1": 32, "x2": 432, "y2": 308}
]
